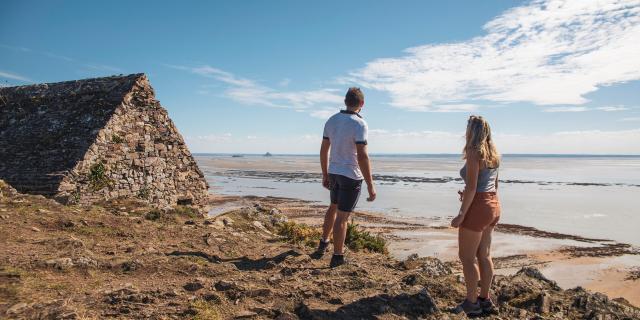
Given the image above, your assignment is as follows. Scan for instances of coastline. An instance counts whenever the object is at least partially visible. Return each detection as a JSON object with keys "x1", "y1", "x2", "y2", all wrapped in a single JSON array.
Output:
[
  {"x1": 209, "y1": 194, "x2": 640, "y2": 306},
  {"x1": 2, "y1": 179, "x2": 639, "y2": 319}
]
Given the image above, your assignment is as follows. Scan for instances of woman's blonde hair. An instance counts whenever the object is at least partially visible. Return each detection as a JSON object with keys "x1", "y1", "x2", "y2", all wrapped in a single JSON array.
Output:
[{"x1": 463, "y1": 115, "x2": 500, "y2": 168}]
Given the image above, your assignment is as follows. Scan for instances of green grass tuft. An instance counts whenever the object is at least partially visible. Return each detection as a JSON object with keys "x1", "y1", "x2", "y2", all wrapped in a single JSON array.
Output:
[
  {"x1": 170, "y1": 205, "x2": 200, "y2": 219},
  {"x1": 346, "y1": 220, "x2": 388, "y2": 254}
]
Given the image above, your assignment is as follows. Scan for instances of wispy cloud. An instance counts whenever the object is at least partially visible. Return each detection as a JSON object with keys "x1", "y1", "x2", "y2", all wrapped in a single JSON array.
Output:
[
  {"x1": 542, "y1": 106, "x2": 589, "y2": 112},
  {"x1": 362, "y1": 128, "x2": 640, "y2": 154},
  {"x1": 309, "y1": 108, "x2": 340, "y2": 119},
  {"x1": 0, "y1": 44, "x2": 31, "y2": 52},
  {"x1": 168, "y1": 64, "x2": 343, "y2": 112},
  {"x1": 43, "y1": 52, "x2": 74, "y2": 62},
  {"x1": 184, "y1": 128, "x2": 640, "y2": 154},
  {"x1": 185, "y1": 132, "x2": 326, "y2": 153},
  {"x1": 596, "y1": 105, "x2": 631, "y2": 112},
  {"x1": 618, "y1": 117, "x2": 640, "y2": 121},
  {"x1": 1, "y1": 44, "x2": 122, "y2": 76},
  {"x1": 431, "y1": 104, "x2": 479, "y2": 113},
  {"x1": 279, "y1": 78, "x2": 291, "y2": 87},
  {"x1": 345, "y1": 0, "x2": 640, "y2": 111},
  {"x1": 187, "y1": 133, "x2": 233, "y2": 143},
  {"x1": 0, "y1": 70, "x2": 31, "y2": 82}
]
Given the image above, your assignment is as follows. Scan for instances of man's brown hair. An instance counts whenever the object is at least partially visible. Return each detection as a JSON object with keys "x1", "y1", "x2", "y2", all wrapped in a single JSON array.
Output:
[{"x1": 344, "y1": 87, "x2": 364, "y2": 109}]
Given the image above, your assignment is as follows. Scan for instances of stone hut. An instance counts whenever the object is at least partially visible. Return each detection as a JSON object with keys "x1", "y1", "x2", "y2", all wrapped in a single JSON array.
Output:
[{"x1": 0, "y1": 74, "x2": 208, "y2": 210}]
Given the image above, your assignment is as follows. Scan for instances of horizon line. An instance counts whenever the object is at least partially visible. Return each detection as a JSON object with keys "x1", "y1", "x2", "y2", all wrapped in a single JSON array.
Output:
[{"x1": 193, "y1": 153, "x2": 640, "y2": 157}]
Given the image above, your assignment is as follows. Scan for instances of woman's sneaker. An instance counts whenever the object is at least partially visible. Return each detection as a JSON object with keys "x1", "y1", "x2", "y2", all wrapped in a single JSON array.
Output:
[
  {"x1": 478, "y1": 296, "x2": 496, "y2": 313},
  {"x1": 453, "y1": 299, "x2": 482, "y2": 316}
]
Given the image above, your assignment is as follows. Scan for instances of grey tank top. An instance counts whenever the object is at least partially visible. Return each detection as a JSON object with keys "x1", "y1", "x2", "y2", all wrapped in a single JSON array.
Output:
[{"x1": 460, "y1": 164, "x2": 499, "y2": 192}]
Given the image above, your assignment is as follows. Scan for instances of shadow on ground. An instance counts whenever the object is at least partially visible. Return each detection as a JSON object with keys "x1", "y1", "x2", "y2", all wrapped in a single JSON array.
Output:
[{"x1": 296, "y1": 291, "x2": 438, "y2": 320}]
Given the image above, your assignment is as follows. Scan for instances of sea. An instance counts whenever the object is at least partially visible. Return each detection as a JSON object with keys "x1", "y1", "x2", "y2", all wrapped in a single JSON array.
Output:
[{"x1": 195, "y1": 154, "x2": 640, "y2": 247}]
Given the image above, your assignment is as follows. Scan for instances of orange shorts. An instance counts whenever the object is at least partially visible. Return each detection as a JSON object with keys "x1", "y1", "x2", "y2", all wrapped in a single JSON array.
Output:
[{"x1": 461, "y1": 192, "x2": 501, "y2": 232}]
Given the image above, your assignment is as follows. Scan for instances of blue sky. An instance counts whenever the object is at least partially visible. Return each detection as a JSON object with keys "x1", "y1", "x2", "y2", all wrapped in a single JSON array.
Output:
[{"x1": 2, "y1": 0, "x2": 639, "y2": 154}]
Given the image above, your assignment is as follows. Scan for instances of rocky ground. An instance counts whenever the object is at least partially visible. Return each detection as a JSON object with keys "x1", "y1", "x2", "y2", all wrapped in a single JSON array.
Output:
[{"x1": 1, "y1": 180, "x2": 639, "y2": 319}]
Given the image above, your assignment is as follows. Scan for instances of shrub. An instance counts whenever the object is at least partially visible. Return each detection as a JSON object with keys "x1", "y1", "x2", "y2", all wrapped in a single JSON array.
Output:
[
  {"x1": 137, "y1": 187, "x2": 150, "y2": 199},
  {"x1": 191, "y1": 299, "x2": 222, "y2": 320},
  {"x1": 346, "y1": 220, "x2": 387, "y2": 254},
  {"x1": 111, "y1": 134, "x2": 125, "y2": 143},
  {"x1": 88, "y1": 162, "x2": 112, "y2": 191},
  {"x1": 276, "y1": 221, "x2": 321, "y2": 247},
  {"x1": 171, "y1": 205, "x2": 200, "y2": 219},
  {"x1": 145, "y1": 210, "x2": 162, "y2": 221}
]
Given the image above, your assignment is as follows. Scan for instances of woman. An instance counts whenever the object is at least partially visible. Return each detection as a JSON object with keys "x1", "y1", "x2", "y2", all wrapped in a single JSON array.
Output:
[{"x1": 451, "y1": 115, "x2": 501, "y2": 316}]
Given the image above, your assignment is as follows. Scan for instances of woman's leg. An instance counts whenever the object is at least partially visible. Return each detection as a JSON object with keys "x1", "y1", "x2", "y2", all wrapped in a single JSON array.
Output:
[
  {"x1": 459, "y1": 227, "x2": 483, "y2": 302},
  {"x1": 476, "y1": 226, "x2": 494, "y2": 299}
]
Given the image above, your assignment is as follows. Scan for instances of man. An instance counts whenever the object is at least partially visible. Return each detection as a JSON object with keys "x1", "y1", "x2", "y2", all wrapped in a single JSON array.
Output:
[{"x1": 311, "y1": 87, "x2": 376, "y2": 268}]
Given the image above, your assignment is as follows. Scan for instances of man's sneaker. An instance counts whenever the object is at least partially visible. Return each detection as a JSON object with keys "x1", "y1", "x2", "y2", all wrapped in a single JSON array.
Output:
[
  {"x1": 329, "y1": 254, "x2": 347, "y2": 268},
  {"x1": 310, "y1": 240, "x2": 329, "y2": 260},
  {"x1": 453, "y1": 299, "x2": 482, "y2": 316},
  {"x1": 478, "y1": 296, "x2": 496, "y2": 313}
]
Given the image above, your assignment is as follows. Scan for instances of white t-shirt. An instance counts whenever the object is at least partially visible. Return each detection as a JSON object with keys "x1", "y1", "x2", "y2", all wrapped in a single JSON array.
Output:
[{"x1": 323, "y1": 110, "x2": 368, "y2": 180}]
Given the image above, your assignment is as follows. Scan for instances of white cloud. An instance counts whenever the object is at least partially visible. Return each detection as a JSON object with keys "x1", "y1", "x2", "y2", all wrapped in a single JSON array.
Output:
[
  {"x1": 542, "y1": 106, "x2": 589, "y2": 112},
  {"x1": 43, "y1": 52, "x2": 74, "y2": 62},
  {"x1": 346, "y1": 0, "x2": 640, "y2": 111},
  {"x1": 184, "y1": 128, "x2": 640, "y2": 154},
  {"x1": 432, "y1": 104, "x2": 479, "y2": 113},
  {"x1": 279, "y1": 78, "x2": 291, "y2": 87},
  {"x1": 188, "y1": 133, "x2": 233, "y2": 143},
  {"x1": 597, "y1": 105, "x2": 631, "y2": 112},
  {"x1": 185, "y1": 133, "x2": 324, "y2": 153},
  {"x1": 309, "y1": 108, "x2": 339, "y2": 119},
  {"x1": 3, "y1": 44, "x2": 122, "y2": 77},
  {"x1": 0, "y1": 70, "x2": 31, "y2": 82},
  {"x1": 168, "y1": 64, "x2": 343, "y2": 112},
  {"x1": 366, "y1": 128, "x2": 640, "y2": 154},
  {"x1": 618, "y1": 117, "x2": 640, "y2": 121},
  {"x1": 496, "y1": 129, "x2": 640, "y2": 154}
]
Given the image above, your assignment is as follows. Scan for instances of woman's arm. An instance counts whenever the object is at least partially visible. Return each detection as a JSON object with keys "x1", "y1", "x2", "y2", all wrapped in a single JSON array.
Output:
[{"x1": 451, "y1": 151, "x2": 480, "y2": 227}]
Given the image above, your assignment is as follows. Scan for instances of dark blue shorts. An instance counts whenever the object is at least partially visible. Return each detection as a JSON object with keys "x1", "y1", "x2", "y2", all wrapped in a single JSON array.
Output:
[{"x1": 329, "y1": 174, "x2": 363, "y2": 212}]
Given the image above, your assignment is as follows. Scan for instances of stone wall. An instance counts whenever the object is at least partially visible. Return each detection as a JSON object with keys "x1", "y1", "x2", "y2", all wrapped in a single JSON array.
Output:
[{"x1": 0, "y1": 74, "x2": 208, "y2": 210}]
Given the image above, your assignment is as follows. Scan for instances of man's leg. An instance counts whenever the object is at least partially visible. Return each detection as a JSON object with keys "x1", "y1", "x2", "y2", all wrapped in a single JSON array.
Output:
[
  {"x1": 311, "y1": 203, "x2": 337, "y2": 259},
  {"x1": 332, "y1": 209, "x2": 351, "y2": 255},
  {"x1": 311, "y1": 175, "x2": 338, "y2": 259},
  {"x1": 321, "y1": 204, "x2": 338, "y2": 242},
  {"x1": 328, "y1": 175, "x2": 361, "y2": 267}
]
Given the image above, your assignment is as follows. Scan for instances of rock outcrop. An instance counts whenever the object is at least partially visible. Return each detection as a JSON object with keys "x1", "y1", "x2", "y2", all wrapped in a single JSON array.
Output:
[{"x1": 0, "y1": 74, "x2": 208, "y2": 210}]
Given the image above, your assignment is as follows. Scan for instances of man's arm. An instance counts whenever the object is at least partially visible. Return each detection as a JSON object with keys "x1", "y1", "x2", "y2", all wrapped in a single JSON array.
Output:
[
  {"x1": 356, "y1": 144, "x2": 376, "y2": 201},
  {"x1": 320, "y1": 138, "x2": 331, "y2": 189}
]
